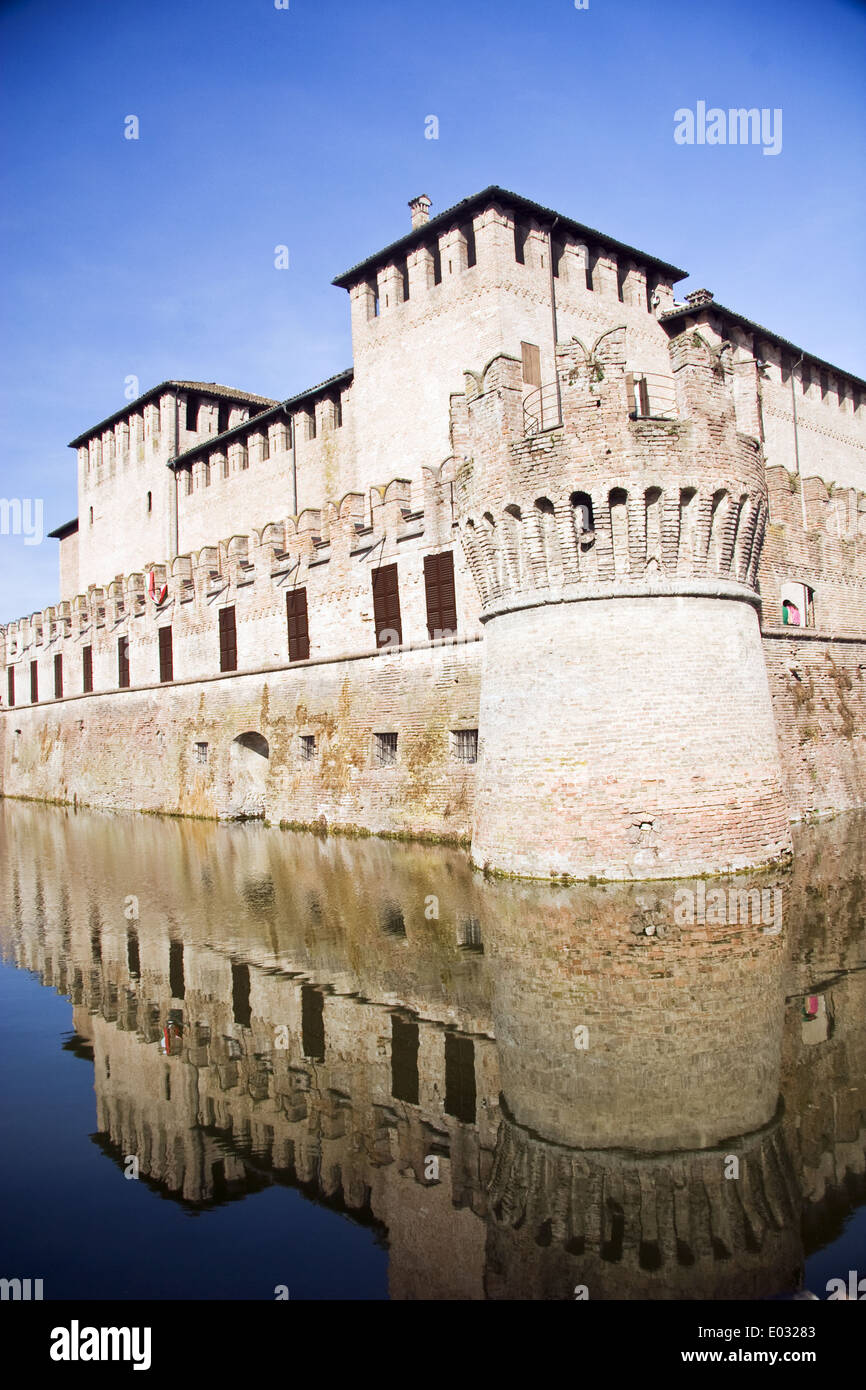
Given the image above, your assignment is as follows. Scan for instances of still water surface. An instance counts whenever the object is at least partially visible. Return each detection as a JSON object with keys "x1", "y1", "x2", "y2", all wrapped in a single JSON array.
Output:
[{"x1": 0, "y1": 801, "x2": 864, "y2": 1300}]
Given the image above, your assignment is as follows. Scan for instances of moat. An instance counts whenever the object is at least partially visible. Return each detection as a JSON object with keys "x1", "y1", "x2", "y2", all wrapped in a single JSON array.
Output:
[{"x1": 0, "y1": 799, "x2": 864, "y2": 1301}]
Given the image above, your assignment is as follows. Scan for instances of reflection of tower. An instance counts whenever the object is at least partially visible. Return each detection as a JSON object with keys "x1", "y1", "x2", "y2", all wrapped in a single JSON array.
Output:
[
  {"x1": 454, "y1": 329, "x2": 792, "y2": 880},
  {"x1": 481, "y1": 873, "x2": 801, "y2": 1298}
]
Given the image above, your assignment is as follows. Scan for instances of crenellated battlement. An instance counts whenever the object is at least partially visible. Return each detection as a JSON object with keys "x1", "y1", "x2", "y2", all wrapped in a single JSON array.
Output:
[{"x1": 453, "y1": 329, "x2": 771, "y2": 618}]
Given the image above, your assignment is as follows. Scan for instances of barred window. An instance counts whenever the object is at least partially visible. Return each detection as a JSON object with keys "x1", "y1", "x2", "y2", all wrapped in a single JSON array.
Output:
[
  {"x1": 299, "y1": 734, "x2": 317, "y2": 762},
  {"x1": 457, "y1": 916, "x2": 483, "y2": 952},
  {"x1": 452, "y1": 728, "x2": 478, "y2": 763},
  {"x1": 374, "y1": 731, "x2": 398, "y2": 767},
  {"x1": 195, "y1": 742, "x2": 208, "y2": 765}
]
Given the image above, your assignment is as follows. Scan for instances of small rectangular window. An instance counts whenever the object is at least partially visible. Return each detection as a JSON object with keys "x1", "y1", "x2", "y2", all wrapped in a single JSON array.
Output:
[
  {"x1": 158, "y1": 626, "x2": 174, "y2": 682},
  {"x1": 261, "y1": 429, "x2": 270, "y2": 460},
  {"x1": 462, "y1": 221, "x2": 476, "y2": 268},
  {"x1": 118, "y1": 636, "x2": 130, "y2": 688},
  {"x1": 452, "y1": 728, "x2": 478, "y2": 763},
  {"x1": 218, "y1": 402, "x2": 230, "y2": 433},
  {"x1": 7, "y1": 666, "x2": 14, "y2": 707},
  {"x1": 457, "y1": 916, "x2": 483, "y2": 952},
  {"x1": 616, "y1": 262, "x2": 628, "y2": 303},
  {"x1": 301, "y1": 985, "x2": 325, "y2": 1061},
  {"x1": 231, "y1": 962, "x2": 252, "y2": 1029},
  {"x1": 333, "y1": 396, "x2": 343, "y2": 428},
  {"x1": 306, "y1": 409, "x2": 317, "y2": 440},
  {"x1": 374, "y1": 731, "x2": 398, "y2": 767},
  {"x1": 195, "y1": 741, "x2": 209, "y2": 765},
  {"x1": 586, "y1": 249, "x2": 598, "y2": 292},
  {"x1": 431, "y1": 243, "x2": 442, "y2": 285},
  {"x1": 424, "y1": 550, "x2": 457, "y2": 639},
  {"x1": 299, "y1": 734, "x2": 317, "y2": 762},
  {"x1": 82, "y1": 645, "x2": 93, "y2": 694},
  {"x1": 30, "y1": 660, "x2": 38, "y2": 703},
  {"x1": 286, "y1": 588, "x2": 310, "y2": 662},
  {"x1": 400, "y1": 259, "x2": 410, "y2": 301},
  {"x1": 54, "y1": 653, "x2": 63, "y2": 700},
  {"x1": 219, "y1": 606, "x2": 237, "y2": 672},
  {"x1": 514, "y1": 220, "x2": 528, "y2": 265},
  {"x1": 521, "y1": 342, "x2": 542, "y2": 387},
  {"x1": 372, "y1": 563, "x2": 402, "y2": 647},
  {"x1": 185, "y1": 395, "x2": 199, "y2": 431}
]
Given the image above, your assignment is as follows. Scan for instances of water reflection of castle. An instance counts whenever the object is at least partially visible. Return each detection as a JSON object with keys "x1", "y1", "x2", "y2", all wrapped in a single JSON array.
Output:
[{"x1": 1, "y1": 803, "x2": 864, "y2": 1300}]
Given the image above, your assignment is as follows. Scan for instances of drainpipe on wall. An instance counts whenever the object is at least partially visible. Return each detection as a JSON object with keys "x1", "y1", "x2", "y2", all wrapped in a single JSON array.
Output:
[
  {"x1": 168, "y1": 395, "x2": 179, "y2": 560},
  {"x1": 791, "y1": 353, "x2": 808, "y2": 531},
  {"x1": 285, "y1": 403, "x2": 298, "y2": 516},
  {"x1": 547, "y1": 217, "x2": 562, "y2": 427}
]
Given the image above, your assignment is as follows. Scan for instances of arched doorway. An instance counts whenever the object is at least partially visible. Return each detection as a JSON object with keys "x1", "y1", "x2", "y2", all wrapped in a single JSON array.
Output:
[{"x1": 226, "y1": 732, "x2": 270, "y2": 819}]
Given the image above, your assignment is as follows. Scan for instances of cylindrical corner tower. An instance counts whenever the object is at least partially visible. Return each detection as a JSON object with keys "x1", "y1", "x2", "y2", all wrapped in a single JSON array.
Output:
[{"x1": 455, "y1": 331, "x2": 793, "y2": 880}]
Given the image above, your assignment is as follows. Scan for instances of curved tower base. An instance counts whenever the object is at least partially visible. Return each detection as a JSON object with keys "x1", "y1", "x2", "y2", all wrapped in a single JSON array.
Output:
[{"x1": 472, "y1": 591, "x2": 792, "y2": 880}]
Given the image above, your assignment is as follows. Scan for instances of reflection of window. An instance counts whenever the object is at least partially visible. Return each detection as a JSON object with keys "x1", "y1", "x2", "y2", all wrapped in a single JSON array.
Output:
[
  {"x1": 444, "y1": 1033, "x2": 476, "y2": 1124},
  {"x1": 391, "y1": 1015, "x2": 419, "y2": 1104}
]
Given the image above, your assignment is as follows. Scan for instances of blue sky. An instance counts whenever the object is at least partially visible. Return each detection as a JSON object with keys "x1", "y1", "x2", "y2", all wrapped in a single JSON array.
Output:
[{"x1": 1, "y1": 0, "x2": 864, "y2": 622}]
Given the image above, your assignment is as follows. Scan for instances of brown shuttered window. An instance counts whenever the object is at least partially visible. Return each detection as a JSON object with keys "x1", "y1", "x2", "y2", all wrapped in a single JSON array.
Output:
[
  {"x1": 158, "y1": 626, "x2": 174, "y2": 683},
  {"x1": 7, "y1": 666, "x2": 14, "y2": 707},
  {"x1": 423, "y1": 551, "x2": 458, "y2": 639},
  {"x1": 286, "y1": 588, "x2": 310, "y2": 662},
  {"x1": 521, "y1": 341, "x2": 542, "y2": 387},
  {"x1": 118, "y1": 636, "x2": 130, "y2": 688},
  {"x1": 219, "y1": 606, "x2": 237, "y2": 672},
  {"x1": 372, "y1": 564, "x2": 402, "y2": 647},
  {"x1": 83, "y1": 645, "x2": 93, "y2": 694},
  {"x1": 54, "y1": 653, "x2": 63, "y2": 699},
  {"x1": 30, "y1": 660, "x2": 38, "y2": 703}
]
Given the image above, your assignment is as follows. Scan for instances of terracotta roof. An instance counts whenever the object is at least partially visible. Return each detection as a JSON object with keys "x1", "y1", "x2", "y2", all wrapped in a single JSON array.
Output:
[
  {"x1": 68, "y1": 381, "x2": 279, "y2": 448},
  {"x1": 660, "y1": 298, "x2": 866, "y2": 390},
  {"x1": 169, "y1": 369, "x2": 354, "y2": 468},
  {"x1": 332, "y1": 184, "x2": 689, "y2": 288}
]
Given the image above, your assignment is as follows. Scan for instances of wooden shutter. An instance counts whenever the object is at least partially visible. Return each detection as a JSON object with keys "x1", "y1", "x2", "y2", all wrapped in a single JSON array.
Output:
[
  {"x1": 158, "y1": 626, "x2": 174, "y2": 682},
  {"x1": 83, "y1": 645, "x2": 93, "y2": 694},
  {"x1": 54, "y1": 654, "x2": 63, "y2": 699},
  {"x1": 286, "y1": 588, "x2": 310, "y2": 662},
  {"x1": 118, "y1": 636, "x2": 130, "y2": 688},
  {"x1": 521, "y1": 341, "x2": 542, "y2": 386},
  {"x1": 424, "y1": 551, "x2": 457, "y2": 639},
  {"x1": 372, "y1": 564, "x2": 402, "y2": 647},
  {"x1": 219, "y1": 606, "x2": 237, "y2": 672},
  {"x1": 30, "y1": 660, "x2": 38, "y2": 703}
]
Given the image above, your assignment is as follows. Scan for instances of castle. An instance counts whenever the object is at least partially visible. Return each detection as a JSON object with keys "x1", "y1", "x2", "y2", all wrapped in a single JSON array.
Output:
[{"x1": 1, "y1": 186, "x2": 864, "y2": 880}]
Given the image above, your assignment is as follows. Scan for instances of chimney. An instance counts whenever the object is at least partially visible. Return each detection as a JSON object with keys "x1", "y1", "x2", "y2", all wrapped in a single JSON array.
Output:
[{"x1": 408, "y1": 194, "x2": 432, "y2": 229}]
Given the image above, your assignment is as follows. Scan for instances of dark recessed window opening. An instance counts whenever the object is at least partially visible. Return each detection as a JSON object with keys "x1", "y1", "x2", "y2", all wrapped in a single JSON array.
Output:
[
  {"x1": 185, "y1": 395, "x2": 199, "y2": 431},
  {"x1": 457, "y1": 916, "x2": 483, "y2": 952},
  {"x1": 431, "y1": 243, "x2": 442, "y2": 285},
  {"x1": 299, "y1": 734, "x2": 317, "y2": 762},
  {"x1": 462, "y1": 221, "x2": 476, "y2": 267},
  {"x1": 374, "y1": 731, "x2": 398, "y2": 767},
  {"x1": 444, "y1": 1033, "x2": 476, "y2": 1124},
  {"x1": 158, "y1": 625, "x2": 174, "y2": 683},
  {"x1": 260, "y1": 429, "x2": 270, "y2": 460},
  {"x1": 118, "y1": 636, "x2": 130, "y2": 689},
  {"x1": 380, "y1": 903, "x2": 406, "y2": 936},
  {"x1": 333, "y1": 396, "x2": 343, "y2": 428},
  {"x1": 452, "y1": 728, "x2": 478, "y2": 763},
  {"x1": 391, "y1": 1015, "x2": 420, "y2": 1105},
  {"x1": 147, "y1": 491, "x2": 152, "y2": 513},
  {"x1": 372, "y1": 563, "x2": 402, "y2": 647},
  {"x1": 218, "y1": 402, "x2": 230, "y2": 433},
  {"x1": 286, "y1": 587, "x2": 310, "y2": 662},
  {"x1": 514, "y1": 220, "x2": 529, "y2": 265},
  {"x1": 7, "y1": 667, "x2": 14, "y2": 707},
  {"x1": 424, "y1": 550, "x2": 457, "y2": 639},
  {"x1": 219, "y1": 606, "x2": 238, "y2": 672},
  {"x1": 30, "y1": 660, "x2": 38, "y2": 704},
  {"x1": 585, "y1": 249, "x2": 598, "y2": 292},
  {"x1": 400, "y1": 258, "x2": 410, "y2": 301},
  {"x1": 169, "y1": 940, "x2": 185, "y2": 1000},
  {"x1": 231, "y1": 962, "x2": 252, "y2": 1029},
  {"x1": 552, "y1": 238, "x2": 566, "y2": 279},
  {"x1": 306, "y1": 410, "x2": 317, "y2": 440},
  {"x1": 301, "y1": 985, "x2": 325, "y2": 1062},
  {"x1": 127, "y1": 928, "x2": 140, "y2": 979},
  {"x1": 616, "y1": 262, "x2": 628, "y2": 302},
  {"x1": 195, "y1": 741, "x2": 208, "y2": 765},
  {"x1": 82, "y1": 645, "x2": 93, "y2": 694},
  {"x1": 54, "y1": 653, "x2": 63, "y2": 700}
]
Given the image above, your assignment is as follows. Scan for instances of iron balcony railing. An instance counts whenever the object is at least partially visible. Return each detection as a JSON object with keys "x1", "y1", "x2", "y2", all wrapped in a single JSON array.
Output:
[{"x1": 523, "y1": 371, "x2": 678, "y2": 436}]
